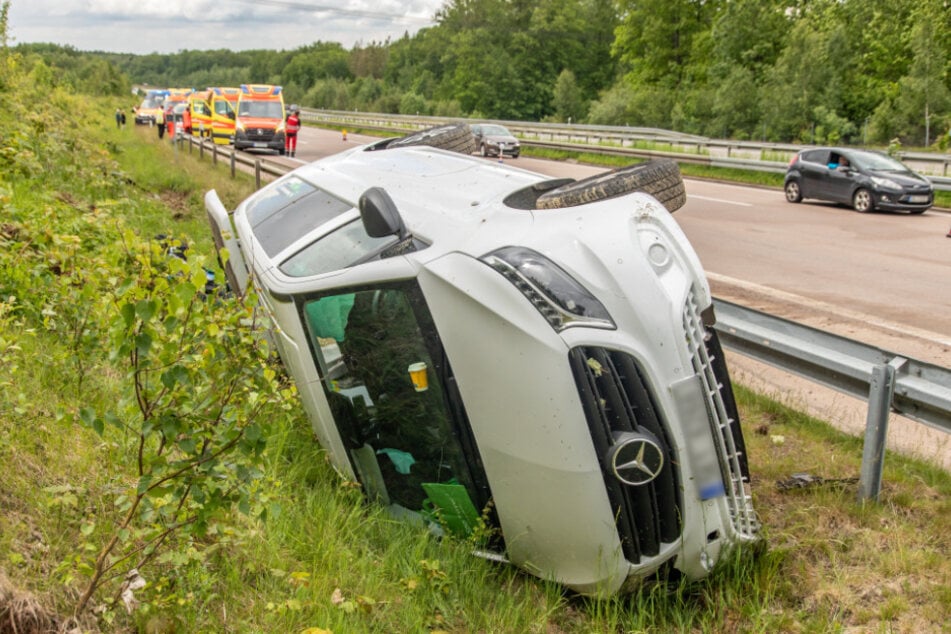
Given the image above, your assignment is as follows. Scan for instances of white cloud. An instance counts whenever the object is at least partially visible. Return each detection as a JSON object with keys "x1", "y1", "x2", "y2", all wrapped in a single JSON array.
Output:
[{"x1": 8, "y1": 0, "x2": 443, "y2": 52}]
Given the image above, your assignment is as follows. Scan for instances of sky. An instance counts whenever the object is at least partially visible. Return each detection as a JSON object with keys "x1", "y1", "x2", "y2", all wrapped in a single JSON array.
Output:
[{"x1": 9, "y1": 0, "x2": 447, "y2": 54}]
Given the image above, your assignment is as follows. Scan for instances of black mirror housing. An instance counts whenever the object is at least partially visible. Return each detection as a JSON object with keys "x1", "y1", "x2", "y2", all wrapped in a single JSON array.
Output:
[{"x1": 359, "y1": 187, "x2": 406, "y2": 239}]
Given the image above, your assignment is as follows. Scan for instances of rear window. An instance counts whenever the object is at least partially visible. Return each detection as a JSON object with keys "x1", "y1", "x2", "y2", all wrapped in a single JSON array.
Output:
[
  {"x1": 800, "y1": 150, "x2": 829, "y2": 164},
  {"x1": 245, "y1": 176, "x2": 353, "y2": 257}
]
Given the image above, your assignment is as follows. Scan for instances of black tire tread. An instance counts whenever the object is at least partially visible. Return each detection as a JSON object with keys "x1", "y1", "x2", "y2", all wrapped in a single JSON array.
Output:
[
  {"x1": 535, "y1": 159, "x2": 686, "y2": 212},
  {"x1": 388, "y1": 124, "x2": 476, "y2": 154}
]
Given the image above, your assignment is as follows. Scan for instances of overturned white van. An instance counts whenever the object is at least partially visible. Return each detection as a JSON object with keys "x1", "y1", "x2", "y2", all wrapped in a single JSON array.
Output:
[{"x1": 205, "y1": 125, "x2": 759, "y2": 595}]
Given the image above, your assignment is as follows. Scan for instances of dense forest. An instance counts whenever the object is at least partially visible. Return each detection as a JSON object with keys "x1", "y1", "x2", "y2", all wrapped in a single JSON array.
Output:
[{"x1": 15, "y1": 0, "x2": 951, "y2": 147}]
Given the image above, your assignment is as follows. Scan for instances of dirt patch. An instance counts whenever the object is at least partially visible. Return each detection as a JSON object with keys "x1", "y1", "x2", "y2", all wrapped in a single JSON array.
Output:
[
  {"x1": 157, "y1": 190, "x2": 192, "y2": 221},
  {"x1": 0, "y1": 570, "x2": 76, "y2": 634}
]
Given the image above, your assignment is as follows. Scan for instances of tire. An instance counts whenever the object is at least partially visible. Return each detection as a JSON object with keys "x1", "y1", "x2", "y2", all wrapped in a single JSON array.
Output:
[
  {"x1": 480, "y1": 144, "x2": 487, "y2": 157},
  {"x1": 784, "y1": 180, "x2": 802, "y2": 203},
  {"x1": 387, "y1": 123, "x2": 476, "y2": 154},
  {"x1": 535, "y1": 159, "x2": 686, "y2": 213},
  {"x1": 852, "y1": 188, "x2": 873, "y2": 213},
  {"x1": 909, "y1": 208, "x2": 926, "y2": 215}
]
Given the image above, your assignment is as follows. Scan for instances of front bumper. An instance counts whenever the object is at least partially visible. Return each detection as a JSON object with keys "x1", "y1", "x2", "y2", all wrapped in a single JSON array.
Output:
[
  {"x1": 235, "y1": 129, "x2": 285, "y2": 152},
  {"x1": 871, "y1": 188, "x2": 933, "y2": 212}
]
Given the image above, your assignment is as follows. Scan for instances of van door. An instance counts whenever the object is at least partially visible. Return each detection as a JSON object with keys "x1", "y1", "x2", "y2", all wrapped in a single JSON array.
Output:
[
  {"x1": 211, "y1": 96, "x2": 236, "y2": 144},
  {"x1": 301, "y1": 284, "x2": 497, "y2": 541}
]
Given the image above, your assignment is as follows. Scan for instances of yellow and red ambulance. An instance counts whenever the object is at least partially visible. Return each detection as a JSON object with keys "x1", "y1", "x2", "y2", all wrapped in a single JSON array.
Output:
[
  {"x1": 188, "y1": 89, "x2": 214, "y2": 139},
  {"x1": 208, "y1": 87, "x2": 241, "y2": 145},
  {"x1": 234, "y1": 84, "x2": 286, "y2": 154}
]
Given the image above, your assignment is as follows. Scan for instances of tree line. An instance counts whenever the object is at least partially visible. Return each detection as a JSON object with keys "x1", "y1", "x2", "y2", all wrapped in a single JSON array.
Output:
[{"x1": 16, "y1": 0, "x2": 951, "y2": 148}]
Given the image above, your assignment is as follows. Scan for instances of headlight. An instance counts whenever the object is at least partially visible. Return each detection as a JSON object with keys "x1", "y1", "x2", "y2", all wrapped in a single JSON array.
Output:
[
  {"x1": 276, "y1": 121, "x2": 286, "y2": 133},
  {"x1": 235, "y1": 120, "x2": 245, "y2": 132},
  {"x1": 481, "y1": 246, "x2": 615, "y2": 332},
  {"x1": 871, "y1": 176, "x2": 900, "y2": 190}
]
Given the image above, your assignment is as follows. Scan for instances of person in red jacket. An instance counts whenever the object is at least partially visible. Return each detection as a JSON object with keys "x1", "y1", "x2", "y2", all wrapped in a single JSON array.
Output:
[
  {"x1": 181, "y1": 106, "x2": 192, "y2": 136},
  {"x1": 285, "y1": 105, "x2": 301, "y2": 157}
]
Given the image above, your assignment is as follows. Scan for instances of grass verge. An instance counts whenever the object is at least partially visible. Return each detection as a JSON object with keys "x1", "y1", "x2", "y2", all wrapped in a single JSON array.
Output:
[{"x1": 1, "y1": 69, "x2": 949, "y2": 632}]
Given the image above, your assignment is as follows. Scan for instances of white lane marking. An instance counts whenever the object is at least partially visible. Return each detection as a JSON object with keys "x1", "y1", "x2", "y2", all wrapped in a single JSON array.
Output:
[
  {"x1": 707, "y1": 272, "x2": 951, "y2": 347},
  {"x1": 688, "y1": 195, "x2": 752, "y2": 207}
]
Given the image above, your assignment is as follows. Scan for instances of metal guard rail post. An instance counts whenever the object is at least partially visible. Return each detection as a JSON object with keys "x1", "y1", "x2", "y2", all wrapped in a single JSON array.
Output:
[{"x1": 713, "y1": 299, "x2": 951, "y2": 502}]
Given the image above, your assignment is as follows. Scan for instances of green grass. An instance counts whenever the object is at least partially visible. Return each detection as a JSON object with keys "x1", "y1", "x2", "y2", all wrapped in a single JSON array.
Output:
[{"x1": 2, "y1": 70, "x2": 950, "y2": 633}]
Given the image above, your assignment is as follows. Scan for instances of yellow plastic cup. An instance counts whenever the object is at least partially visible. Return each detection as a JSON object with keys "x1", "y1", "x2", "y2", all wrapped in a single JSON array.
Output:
[{"x1": 408, "y1": 362, "x2": 428, "y2": 392}]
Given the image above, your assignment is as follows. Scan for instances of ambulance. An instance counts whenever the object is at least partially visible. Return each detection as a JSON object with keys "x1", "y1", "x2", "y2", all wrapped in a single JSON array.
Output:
[
  {"x1": 188, "y1": 89, "x2": 214, "y2": 139},
  {"x1": 163, "y1": 89, "x2": 193, "y2": 136},
  {"x1": 208, "y1": 87, "x2": 241, "y2": 145},
  {"x1": 234, "y1": 84, "x2": 286, "y2": 154}
]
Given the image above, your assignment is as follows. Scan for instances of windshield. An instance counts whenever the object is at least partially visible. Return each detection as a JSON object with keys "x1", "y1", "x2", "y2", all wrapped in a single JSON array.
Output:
[
  {"x1": 139, "y1": 98, "x2": 160, "y2": 110},
  {"x1": 238, "y1": 100, "x2": 284, "y2": 119},
  {"x1": 481, "y1": 124, "x2": 511, "y2": 136},
  {"x1": 851, "y1": 152, "x2": 909, "y2": 172}
]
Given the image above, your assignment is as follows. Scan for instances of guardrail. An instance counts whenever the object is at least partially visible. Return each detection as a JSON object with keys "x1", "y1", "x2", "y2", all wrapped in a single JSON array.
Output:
[
  {"x1": 301, "y1": 108, "x2": 951, "y2": 192},
  {"x1": 179, "y1": 132, "x2": 951, "y2": 501},
  {"x1": 714, "y1": 299, "x2": 951, "y2": 501}
]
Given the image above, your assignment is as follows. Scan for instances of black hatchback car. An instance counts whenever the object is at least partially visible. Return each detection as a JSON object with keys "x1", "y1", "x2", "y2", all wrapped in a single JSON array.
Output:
[{"x1": 784, "y1": 147, "x2": 933, "y2": 214}]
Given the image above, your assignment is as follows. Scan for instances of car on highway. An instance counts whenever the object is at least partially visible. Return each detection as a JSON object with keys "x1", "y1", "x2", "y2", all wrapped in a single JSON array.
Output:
[
  {"x1": 134, "y1": 97, "x2": 165, "y2": 125},
  {"x1": 471, "y1": 123, "x2": 520, "y2": 159},
  {"x1": 205, "y1": 124, "x2": 758, "y2": 595},
  {"x1": 784, "y1": 147, "x2": 934, "y2": 214}
]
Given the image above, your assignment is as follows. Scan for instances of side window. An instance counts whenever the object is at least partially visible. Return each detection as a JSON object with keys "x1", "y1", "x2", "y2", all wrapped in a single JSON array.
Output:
[
  {"x1": 303, "y1": 286, "x2": 485, "y2": 531},
  {"x1": 801, "y1": 150, "x2": 829, "y2": 165}
]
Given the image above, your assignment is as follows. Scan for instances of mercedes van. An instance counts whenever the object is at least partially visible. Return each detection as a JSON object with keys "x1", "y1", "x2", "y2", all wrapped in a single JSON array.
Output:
[
  {"x1": 234, "y1": 84, "x2": 286, "y2": 154},
  {"x1": 205, "y1": 125, "x2": 759, "y2": 595}
]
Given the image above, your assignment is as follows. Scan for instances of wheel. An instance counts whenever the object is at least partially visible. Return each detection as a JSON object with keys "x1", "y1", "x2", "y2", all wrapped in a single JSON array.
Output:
[
  {"x1": 852, "y1": 188, "x2": 873, "y2": 213},
  {"x1": 909, "y1": 208, "x2": 926, "y2": 215},
  {"x1": 480, "y1": 144, "x2": 487, "y2": 157},
  {"x1": 784, "y1": 180, "x2": 802, "y2": 203},
  {"x1": 511, "y1": 152, "x2": 519, "y2": 159},
  {"x1": 535, "y1": 159, "x2": 686, "y2": 213},
  {"x1": 387, "y1": 124, "x2": 476, "y2": 154}
]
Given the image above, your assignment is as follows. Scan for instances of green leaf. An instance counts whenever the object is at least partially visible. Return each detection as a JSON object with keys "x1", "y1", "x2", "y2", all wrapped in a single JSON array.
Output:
[
  {"x1": 120, "y1": 302, "x2": 136, "y2": 327},
  {"x1": 79, "y1": 407, "x2": 97, "y2": 427},
  {"x1": 135, "y1": 299, "x2": 158, "y2": 323},
  {"x1": 137, "y1": 474, "x2": 153, "y2": 495},
  {"x1": 135, "y1": 332, "x2": 152, "y2": 355}
]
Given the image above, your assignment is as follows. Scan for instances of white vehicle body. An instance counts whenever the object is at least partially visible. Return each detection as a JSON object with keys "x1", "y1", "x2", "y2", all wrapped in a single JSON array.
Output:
[{"x1": 206, "y1": 139, "x2": 759, "y2": 595}]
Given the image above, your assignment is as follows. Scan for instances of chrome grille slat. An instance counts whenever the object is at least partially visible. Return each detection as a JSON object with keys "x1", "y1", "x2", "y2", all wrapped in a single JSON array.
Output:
[{"x1": 683, "y1": 292, "x2": 760, "y2": 537}]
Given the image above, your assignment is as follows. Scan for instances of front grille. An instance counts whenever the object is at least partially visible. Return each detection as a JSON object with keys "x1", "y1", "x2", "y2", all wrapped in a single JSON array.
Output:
[
  {"x1": 682, "y1": 292, "x2": 759, "y2": 538},
  {"x1": 570, "y1": 348, "x2": 682, "y2": 564},
  {"x1": 246, "y1": 128, "x2": 275, "y2": 140}
]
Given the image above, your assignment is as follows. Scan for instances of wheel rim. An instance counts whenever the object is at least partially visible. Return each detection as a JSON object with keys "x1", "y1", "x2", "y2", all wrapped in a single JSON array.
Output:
[
  {"x1": 854, "y1": 190, "x2": 872, "y2": 212},
  {"x1": 785, "y1": 182, "x2": 800, "y2": 202}
]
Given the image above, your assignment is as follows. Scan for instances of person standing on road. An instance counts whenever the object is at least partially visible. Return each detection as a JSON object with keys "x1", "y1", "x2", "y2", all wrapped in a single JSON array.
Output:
[
  {"x1": 181, "y1": 106, "x2": 191, "y2": 137},
  {"x1": 156, "y1": 107, "x2": 166, "y2": 139},
  {"x1": 285, "y1": 105, "x2": 301, "y2": 157}
]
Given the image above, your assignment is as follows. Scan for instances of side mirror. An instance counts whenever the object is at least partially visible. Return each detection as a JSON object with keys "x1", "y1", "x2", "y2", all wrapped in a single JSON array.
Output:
[
  {"x1": 359, "y1": 187, "x2": 406, "y2": 240},
  {"x1": 228, "y1": 111, "x2": 235, "y2": 120}
]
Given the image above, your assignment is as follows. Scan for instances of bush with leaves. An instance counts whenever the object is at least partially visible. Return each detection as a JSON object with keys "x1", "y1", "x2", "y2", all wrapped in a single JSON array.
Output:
[{"x1": 71, "y1": 238, "x2": 295, "y2": 618}]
